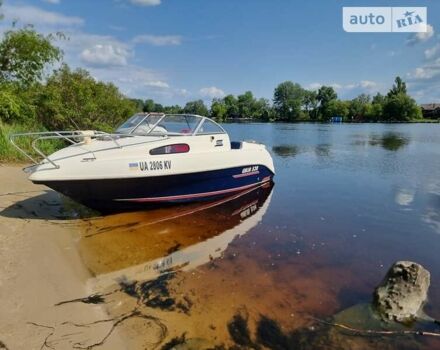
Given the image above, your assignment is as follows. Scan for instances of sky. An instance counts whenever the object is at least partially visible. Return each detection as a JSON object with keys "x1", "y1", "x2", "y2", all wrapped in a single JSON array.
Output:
[{"x1": 1, "y1": 0, "x2": 439, "y2": 105}]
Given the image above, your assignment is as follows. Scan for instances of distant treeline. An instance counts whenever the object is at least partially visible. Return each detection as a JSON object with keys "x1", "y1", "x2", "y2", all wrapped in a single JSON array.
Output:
[{"x1": 131, "y1": 76, "x2": 422, "y2": 123}]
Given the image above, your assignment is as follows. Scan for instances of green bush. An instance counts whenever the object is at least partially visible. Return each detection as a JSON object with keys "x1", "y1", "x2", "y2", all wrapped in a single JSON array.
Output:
[
  {"x1": 0, "y1": 89, "x2": 21, "y2": 123},
  {"x1": 0, "y1": 121, "x2": 63, "y2": 162},
  {"x1": 36, "y1": 65, "x2": 137, "y2": 131}
]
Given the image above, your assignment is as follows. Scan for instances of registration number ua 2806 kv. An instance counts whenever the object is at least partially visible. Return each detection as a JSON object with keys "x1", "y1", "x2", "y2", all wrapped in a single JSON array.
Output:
[{"x1": 138, "y1": 160, "x2": 172, "y2": 171}]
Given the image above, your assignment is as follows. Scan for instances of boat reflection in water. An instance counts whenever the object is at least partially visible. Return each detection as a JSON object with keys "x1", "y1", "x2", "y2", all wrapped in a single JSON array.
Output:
[{"x1": 82, "y1": 183, "x2": 273, "y2": 290}]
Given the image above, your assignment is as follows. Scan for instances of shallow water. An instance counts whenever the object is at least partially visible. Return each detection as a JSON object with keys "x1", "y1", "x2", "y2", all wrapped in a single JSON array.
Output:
[{"x1": 78, "y1": 123, "x2": 440, "y2": 349}]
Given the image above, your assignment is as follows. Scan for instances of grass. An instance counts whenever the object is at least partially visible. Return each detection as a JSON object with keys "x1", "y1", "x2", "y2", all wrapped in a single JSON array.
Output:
[
  {"x1": 0, "y1": 122, "x2": 63, "y2": 163},
  {"x1": 409, "y1": 118, "x2": 440, "y2": 123}
]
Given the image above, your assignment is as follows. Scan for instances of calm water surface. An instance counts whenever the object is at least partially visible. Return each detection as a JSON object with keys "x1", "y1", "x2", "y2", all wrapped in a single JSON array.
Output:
[{"x1": 80, "y1": 123, "x2": 440, "y2": 349}]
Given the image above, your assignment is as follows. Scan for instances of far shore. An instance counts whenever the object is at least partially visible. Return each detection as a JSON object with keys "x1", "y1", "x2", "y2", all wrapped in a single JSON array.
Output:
[{"x1": 223, "y1": 118, "x2": 440, "y2": 123}]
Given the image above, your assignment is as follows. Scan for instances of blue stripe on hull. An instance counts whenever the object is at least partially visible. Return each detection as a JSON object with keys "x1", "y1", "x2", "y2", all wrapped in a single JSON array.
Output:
[{"x1": 33, "y1": 165, "x2": 274, "y2": 210}]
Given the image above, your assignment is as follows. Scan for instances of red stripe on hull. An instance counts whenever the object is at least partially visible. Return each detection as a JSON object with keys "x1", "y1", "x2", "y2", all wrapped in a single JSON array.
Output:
[
  {"x1": 115, "y1": 177, "x2": 272, "y2": 203},
  {"x1": 232, "y1": 170, "x2": 260, "y2": 178}
]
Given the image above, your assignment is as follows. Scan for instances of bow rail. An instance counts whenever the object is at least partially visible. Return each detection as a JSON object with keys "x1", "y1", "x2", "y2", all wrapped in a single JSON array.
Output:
[{"x1": 9, "y1": 130, "x2": 129, "y2": 170}]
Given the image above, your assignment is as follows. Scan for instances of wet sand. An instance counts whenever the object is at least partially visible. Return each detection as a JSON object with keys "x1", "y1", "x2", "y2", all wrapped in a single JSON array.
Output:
[{"x1": 0, "y1": 165, "x2": 126, "y2": 350}]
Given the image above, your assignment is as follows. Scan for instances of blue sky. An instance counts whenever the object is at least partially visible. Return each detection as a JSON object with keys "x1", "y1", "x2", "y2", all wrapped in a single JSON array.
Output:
[{"x1": 1, "y1": 0, "x2": 439, "y2": 104}]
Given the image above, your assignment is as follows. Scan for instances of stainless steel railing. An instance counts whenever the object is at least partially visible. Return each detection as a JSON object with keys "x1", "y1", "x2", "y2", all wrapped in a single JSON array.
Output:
[{"x1": 9, "y1": 130, "x2": 130, "y2": 169}]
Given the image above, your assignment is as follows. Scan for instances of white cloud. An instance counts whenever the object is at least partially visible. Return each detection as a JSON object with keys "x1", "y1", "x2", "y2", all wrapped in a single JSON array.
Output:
[
  {"x1": 42, "y1": 0, "x2": 61, "y2": 4},
  {"x1": 339, "y1": 81, "x2": 377, "y2": 91},
  {"x1": 144, "y1": 80, "x2": 169, "y2": 88},
  {"x1": 199, "y1": 86, "x2": 225, "y2": 99},
  {"x1": 405, "y1": 24, "x2": 440, "y2": 100},
  {"x1": 176, "y1": 88, "x2": 190, "y2": 97},
  {"x1": 306, "y1": 80, "x2": 382, "y2": 100},
  {"x1": 330, "y1": 83, "x2": 342, "y2": 89},
  {"x1": 359, "y1": 80, "x2": 377, "y2": 89},
  {"x1": 406, "y1": 24, "x2": 434, "y2": 46},
  {"x1": 307, "y1": 83, "x2": 322, "y2": 90},
  {"x1": 341, "y1": 81, "x2": 377, "y2": 90},
  {"x1": 80, "y1": 44, "x2": 130, "y2": 67},
  {"x1": 92, "y1": 65, "x2": 169, "y2": 96},
  {"x1": 3, "y1": 4, "x2": 83, "y2": 26},
  {"x1": 129, "y1": 0, "x2": 161, "y2": 6},
  {"x1": 425, "y1": 44, "x2": 440, "y2": 60},
  {"x1": 0, "y1": 3, "x2": 189, "y2": 103},
  {"x1": 132, "y1": 34, "x2": 182, "y2": 46},
  {"x1": 408, "y1": 62, "x2": 440, "y2": 80}
]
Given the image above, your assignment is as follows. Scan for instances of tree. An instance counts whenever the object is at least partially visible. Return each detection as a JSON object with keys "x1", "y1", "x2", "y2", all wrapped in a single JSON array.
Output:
[
  {"x1": 223, "y1": 94, "x2": 239, "y2": 118},
  {"x1": 153, "y1": 103, "x2": 164, "y2": 113},
  {"x1": 273, "y1": 81, "x2": 305, "y2": 121},
  {"x1": 349, "y1": 94, "x2": 371, "y2": 121},
  {"x1": 303, "y1": 90, "x2": 318, "y2": 120},
  {"x1": 366, "y1": 93, "x2": 386, "y2": 121},
  {"x1": 36, "y1": 65, "x2": 137, "y2": 130},
  {"x1": 130, "y1": 98, "x2": 144, "y2": 112},
  {"x1": 0, "y1": 28, "x2": 62, "y2": 86},
  {"x1": 210, "y1": 98, "x2": 228, "y2": 121},
  {"x1": 382, "y1": 77, "x2": 421, "y2": 121},
  {"x1": 372, "y1": 93, "x2": 385, "y2": 105},
  {"x1": 183, "y1": 100, "x2": 208, "y2": 116},
  {"x1": 253, "y1": 98, "x2": 272, "y2": 121},
  {"x1": 142, "y1": 99, "x2": 155, "y2": 112},
  {"x1": 387, "y1": 76, "x2": 407, "y2": 97},
  {"x1": 163, "y1": 105, "x2": 183, "y2": 114},
  {"x1": 237, "y1": 91, "x2": 256, "y2": 118},
  {"x1": 383, "y1": 93, "x2": 421, "y2": 121},
  {"x1": 317, "y1": 86, "x2": 337, "y2": 120},
  {"x1": 326, "y1": 100, "x2": 349, "y2": 120}
]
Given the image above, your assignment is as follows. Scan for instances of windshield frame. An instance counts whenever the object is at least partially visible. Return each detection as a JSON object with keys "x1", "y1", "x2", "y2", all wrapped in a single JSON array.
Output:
[
  {"x1": 122, "y1": 114, "x2": 226, "y2": 137},
  {"x1": 194, "y1": 118, "x2": 227, "y2": 135}
]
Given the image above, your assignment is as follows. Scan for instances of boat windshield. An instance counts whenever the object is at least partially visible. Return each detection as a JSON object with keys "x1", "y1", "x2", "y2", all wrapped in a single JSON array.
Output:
[
  {"x1": 115, "y1": 113, "x2": 163, "y2": 135},
  {"x1": 116, "y1": 114, "x2": 221, "y2": 136},
  {"x1": 143, "y1": 114, "x2": 203, "y2": 136}
]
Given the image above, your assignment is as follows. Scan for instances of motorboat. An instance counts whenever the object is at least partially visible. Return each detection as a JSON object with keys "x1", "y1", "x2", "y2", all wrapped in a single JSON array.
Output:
[{"x1": 10, "y1": 113, "x2": 275, "y2": 210}]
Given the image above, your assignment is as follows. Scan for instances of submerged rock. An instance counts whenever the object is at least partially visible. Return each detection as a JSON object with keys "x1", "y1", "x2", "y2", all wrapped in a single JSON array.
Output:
[{"x1": 373, "y1": 261, "x2": 430, "y2": 323}]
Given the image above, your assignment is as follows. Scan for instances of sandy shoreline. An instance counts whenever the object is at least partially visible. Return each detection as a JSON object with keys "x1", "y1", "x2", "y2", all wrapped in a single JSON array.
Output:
[{"x1": 0, "y1": 165, "x2": 126, "y2": 350}]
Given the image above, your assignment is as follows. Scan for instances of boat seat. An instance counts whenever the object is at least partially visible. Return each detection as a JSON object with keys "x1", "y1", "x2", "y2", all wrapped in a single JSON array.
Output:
[{"x1": 231, "y1": 141, "x2": 242, "y2": 149}]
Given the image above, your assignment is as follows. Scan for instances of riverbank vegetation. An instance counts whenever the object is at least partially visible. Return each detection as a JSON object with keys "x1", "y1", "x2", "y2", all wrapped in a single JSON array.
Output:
[
  {"x1": 135, "y1": 77, "x2": 423, "y2": 123},
  {"x1": 0, "y1": 2, "x2": 430, "y2": 161}
]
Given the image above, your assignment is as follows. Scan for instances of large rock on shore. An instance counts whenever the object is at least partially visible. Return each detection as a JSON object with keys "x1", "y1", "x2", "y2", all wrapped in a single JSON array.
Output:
[{"x1": 373, "y1": 261, "x2": 430, "y2": 323}]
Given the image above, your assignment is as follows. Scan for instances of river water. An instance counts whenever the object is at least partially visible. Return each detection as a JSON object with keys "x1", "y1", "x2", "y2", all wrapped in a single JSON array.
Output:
[{"x1": 79, "y1": 123, "x2": 440, "y2": 349}]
